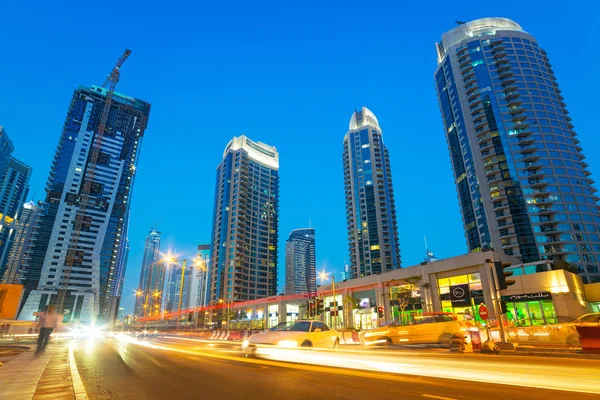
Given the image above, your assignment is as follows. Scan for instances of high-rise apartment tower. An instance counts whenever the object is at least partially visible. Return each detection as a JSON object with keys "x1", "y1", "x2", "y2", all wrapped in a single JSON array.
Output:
[
  {"x1": 435, "y1": 18, "x2": 600, "y2": 282},
  {"x1": 209, "y1": 135, "x2": 279, "y2": 304},
  {"x1": 343, "y1": 107, "x2": 401, "y2": 279},
  {"x1": 284, "y1": 228, "x2": 316, "y2": 295}
]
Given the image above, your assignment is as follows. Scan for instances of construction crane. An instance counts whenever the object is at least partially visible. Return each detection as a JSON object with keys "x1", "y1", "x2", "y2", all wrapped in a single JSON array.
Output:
[{"x1": 57, "y1": 49, "x2": 131, "y2": 317}]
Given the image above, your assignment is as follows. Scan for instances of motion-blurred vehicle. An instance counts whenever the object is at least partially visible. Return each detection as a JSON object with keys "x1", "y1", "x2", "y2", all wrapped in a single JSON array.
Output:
[
  {"x1": 242, "y1": 320, "x2": 339, "y2": 356},
  {"x1": 361, "y1": 312, "x2": 474, "y2": 347}
]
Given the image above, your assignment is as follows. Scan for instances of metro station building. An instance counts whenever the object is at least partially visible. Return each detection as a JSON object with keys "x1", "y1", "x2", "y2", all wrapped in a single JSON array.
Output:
[{"x1": 228, "y1": 250, "x2": 595, "y2": 331}]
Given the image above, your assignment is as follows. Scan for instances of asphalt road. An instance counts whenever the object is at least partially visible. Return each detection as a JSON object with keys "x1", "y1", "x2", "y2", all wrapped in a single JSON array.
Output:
[{"x1": 70, "y1": 336, "x2": 597, "y2": 400}]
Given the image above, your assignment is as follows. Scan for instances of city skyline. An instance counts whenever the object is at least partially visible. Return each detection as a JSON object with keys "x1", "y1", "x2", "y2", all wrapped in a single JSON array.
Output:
[{"x1": 2, "y1": 3, "x2": 599, "y2": 314}]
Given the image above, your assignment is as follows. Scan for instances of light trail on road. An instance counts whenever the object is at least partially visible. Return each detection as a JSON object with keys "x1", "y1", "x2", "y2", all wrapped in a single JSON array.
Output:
[{"x1": 116, "y1": 335, "x2": 600, "y2": 395}]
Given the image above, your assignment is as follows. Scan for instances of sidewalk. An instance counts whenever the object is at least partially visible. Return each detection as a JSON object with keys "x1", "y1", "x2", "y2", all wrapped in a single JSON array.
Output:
[{"x1": 0, "y1": 342, "x2": 88, "y2": 400}]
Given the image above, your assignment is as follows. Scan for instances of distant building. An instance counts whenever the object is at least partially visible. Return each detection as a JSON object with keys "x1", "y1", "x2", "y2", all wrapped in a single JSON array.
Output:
[
  {"x1": 284, "y1": 228, "x2": 316, "y2": 295},
  {"x1": 3, "y1": 201, "x2": 39, "y2": 284},
  {"x1": 0, "y1": 157, "x2": 32, "y2": 275},
  {"x1": 189, "y1": 244, "x2": 210, "y2": 322},
  {"x1": 435, "y1": 18, "x2": 600, "y2": 283},
  {"x1": 162, "y1": 259, "x2": 181, "y2": 314},
  {"x1": 0, "y1": 126, "x2": 15, "y2": 183},
  {"x1": 19, "y1": 85, "x2": 151, "y2": 323},
  {"x1": 134, "y1": 229, "x2": 162, "y2": 317},
  {"x1": 343, "y1": 107, "x2": 401, "y2": 279},
  {"x1": 209, "y1": 135, "x2": 279, "y2": 305}
]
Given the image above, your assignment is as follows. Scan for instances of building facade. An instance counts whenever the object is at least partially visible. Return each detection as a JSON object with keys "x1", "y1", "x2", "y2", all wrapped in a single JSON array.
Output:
[
  {"x1": 343, "y1": 107, "x2": 401, "y2": 279},
  {"x1": 134, "y1": 228, "x2": 162, "y2": 317},
  {"x1": 284, "y1": 228, "x2": 316, "y2": 295},
  {"x1": 435, "y1": 18, "x2": 600, "y2": 283},
  {"x1": 2, "y1": 201, "x2": 40, "y2": 284},
  {"x1": 162, "y1": 259, "x2": 181, "y2": 314},
  {"x1": 19, "y1": 85, "x2": 151, "y2": 323},
  {"x1": 0, "y1": 127, "x2": 15, "y2": 183},
  {"x1": 209, "y1": 135, "x2": 279, "y2": 305},
  {"x1": 0, "y1": 157, "x2": 32, "y2": 275},
  {"x1": 189, "y1": 244, "x2": 210, "y2": 323}
]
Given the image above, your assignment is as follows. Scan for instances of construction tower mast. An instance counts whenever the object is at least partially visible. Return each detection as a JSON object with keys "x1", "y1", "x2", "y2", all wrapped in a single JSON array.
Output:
[{"x1": 56, "y1": 50, "x2": 132, "y2": 317}]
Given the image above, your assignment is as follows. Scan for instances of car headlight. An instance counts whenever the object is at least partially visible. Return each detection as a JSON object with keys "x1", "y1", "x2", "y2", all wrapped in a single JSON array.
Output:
[
  {"x1": 277, "y1": 340, "x2": 298, "y2": 347},
  {"x1": 242, "y1": 340, "x2": 249, "y2": 348}
]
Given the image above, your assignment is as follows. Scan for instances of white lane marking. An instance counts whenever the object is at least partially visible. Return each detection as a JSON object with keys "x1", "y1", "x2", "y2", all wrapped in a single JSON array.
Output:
[
  {"x1": 422, "y1": 394, "x2": 457, "y2": 400},
  {"x1": 68, "y1": 345, "x2": 89, "y2": 400}
]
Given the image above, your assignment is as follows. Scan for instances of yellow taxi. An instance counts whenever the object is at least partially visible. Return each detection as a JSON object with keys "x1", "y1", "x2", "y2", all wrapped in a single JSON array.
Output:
[{"x1": 361, "y1": 312, "x2": 474, "y2": 347}]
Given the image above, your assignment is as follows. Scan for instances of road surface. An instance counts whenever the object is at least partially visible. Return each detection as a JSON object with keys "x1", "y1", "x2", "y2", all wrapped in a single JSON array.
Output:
[{"x1": 70, "y1": 335, "x2": 598, "y2": 400}]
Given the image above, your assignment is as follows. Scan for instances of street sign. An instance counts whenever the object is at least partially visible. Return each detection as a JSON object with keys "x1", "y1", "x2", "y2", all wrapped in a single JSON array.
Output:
[{"x1": 479, "y1": 304, "x2": 489, "y2": 321}]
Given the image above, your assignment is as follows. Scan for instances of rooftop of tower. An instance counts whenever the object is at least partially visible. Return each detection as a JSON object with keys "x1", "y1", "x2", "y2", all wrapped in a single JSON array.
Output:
[
  {"x1": 349, "y1": 107, "x2": 381, "y2": 131},
  {"x1": 224, "y1": 135, "x2": 279, "y2": 170},
  {"x1": 437, "y1": 18, "x2": 526, "y2": 63}
]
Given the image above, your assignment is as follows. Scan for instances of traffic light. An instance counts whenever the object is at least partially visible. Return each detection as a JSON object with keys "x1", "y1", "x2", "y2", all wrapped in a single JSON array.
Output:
[
  {"x1": 500, "y1": 300, "x2": 508, "y2": 314},
  {"x1": 377, "y1": 306, "x2": 384, "y2": 319},
  {"x1": 494, "y1": 261, "x2": 515, "y2": 290},
  {"x1": 316, "y1": 299, "x2": 324, "y2": 315},
  {"x1": 306, "y1": 300, "x2": 315, "y2": 318}
]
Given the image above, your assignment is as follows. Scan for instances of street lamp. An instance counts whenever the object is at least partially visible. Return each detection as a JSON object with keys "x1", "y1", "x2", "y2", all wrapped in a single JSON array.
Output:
[{"x1": 318, "y1": 271, "x2": 337, "y2": 329}]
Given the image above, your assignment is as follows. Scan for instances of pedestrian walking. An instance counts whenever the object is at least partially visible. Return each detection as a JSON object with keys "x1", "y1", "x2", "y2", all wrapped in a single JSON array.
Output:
[{"x1": 35, "y1": 305, "x2": 60, "y2": 355}]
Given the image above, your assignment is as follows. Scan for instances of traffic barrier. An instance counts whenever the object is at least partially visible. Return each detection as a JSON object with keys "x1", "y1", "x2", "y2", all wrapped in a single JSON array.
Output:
[
  {"x1": 576, "y1": 326, "x2": 600, "y2": 354},
  {"x1": 228, "y1": 331, "x2": 241, "y2": 341},
  {"x1": 449, "y1": 332, "x2": 472, "y2": 353}
]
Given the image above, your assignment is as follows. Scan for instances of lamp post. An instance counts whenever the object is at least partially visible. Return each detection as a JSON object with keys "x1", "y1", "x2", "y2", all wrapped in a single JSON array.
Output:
[{"x1": 318, "y1": 271, "x2": 336, "y2": 329}]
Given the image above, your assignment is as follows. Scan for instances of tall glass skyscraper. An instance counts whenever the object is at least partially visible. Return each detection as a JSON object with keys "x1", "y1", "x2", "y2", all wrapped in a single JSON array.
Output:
[
  {"x1": 209, "y1": 135, "x2": 279, "y2": 305},
  {"x1": 3, "y1": 201, "x2": 39, "y2": 283},
  {"x1": 0, "y1": 157, "x2": 32, "y2": 274},
  {"x1": 343, "y1": 107, "x2": 401, "y2": 279},
  {"x1": 285, "y1": 228, "x2": 316, "y2": 295},
  {"x1": 189, "y1": 244, "x2": 210, "y2": 313},
  {"x1": 435, "y1": 18, "x2": 600, "y2": 283},
  {"x1": 134, "y1": 228, "x2": 162, "y2": 317},
  {"x1": 19, "y1": 85, "x2": 151, "y2": 322}
]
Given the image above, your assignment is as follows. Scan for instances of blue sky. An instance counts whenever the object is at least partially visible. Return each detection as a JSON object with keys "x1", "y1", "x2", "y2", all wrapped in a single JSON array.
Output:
[{"x1": 2, "y1": 1, "x2": 599, "y2": 314}]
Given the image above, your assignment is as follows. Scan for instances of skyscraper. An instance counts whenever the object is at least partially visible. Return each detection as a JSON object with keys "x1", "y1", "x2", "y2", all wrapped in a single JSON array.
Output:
[
  {"x1": 435, "y1": 18, "x2": 600, "y2": 283},
  {"x1": 0, "y1": 157, "x2": 32, "y2": 273},
  {"x1": 19, "y1": 84, "x2": 151, "y2": 322},
  {"x1": 209, "y1": 135, "x2": 279, "y2": 305},
  {"x1": 162, "y1": 259, "x2": 181, "y2": 314},
  {"x1": 134, "y1": 228, "x2": 162, "y2": 317},
  {"x1": 0, "y1": 127, "x2": 15, "y2": 183},
  {"x1": 189, "y1": 244, "x2": 210, "y2": 318},
  {"x1": 343, "y1": 107, "x2": 401, "y2": 279},
  {"x1": 284, "y1": 228, "x2": 316, "y2": 295},
  {"x1": 3, "y1": 201, "x2": 39, "y2": 284}
]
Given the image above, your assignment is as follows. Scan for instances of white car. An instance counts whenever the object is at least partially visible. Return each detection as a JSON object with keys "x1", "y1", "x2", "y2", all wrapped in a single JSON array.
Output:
[{"x1": 242, "y1": 320, "x2": 339, "y2": 356}]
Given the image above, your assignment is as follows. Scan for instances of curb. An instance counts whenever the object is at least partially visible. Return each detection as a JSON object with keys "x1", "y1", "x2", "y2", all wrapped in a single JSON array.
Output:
[{"x1": 68, "y1": 346, "x2": 88, "y2": 400}]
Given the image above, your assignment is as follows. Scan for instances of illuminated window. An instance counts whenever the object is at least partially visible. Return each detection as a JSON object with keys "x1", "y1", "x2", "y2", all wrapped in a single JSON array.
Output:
[{"x1": 370, "y1": 245, "x2": 380, "y2": 251}]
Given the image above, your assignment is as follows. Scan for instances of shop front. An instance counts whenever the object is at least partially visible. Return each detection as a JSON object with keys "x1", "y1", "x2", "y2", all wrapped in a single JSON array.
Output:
[
  {"x1": 351, "y1": 290, "x2": 377, "y2": 330},
  {"x1": 388, "y1": 284, "x2": 422, "y2": 325},
  {"x1": 323, "y1": 294, "x2": 343, "y2": 329},
  {"x1": 502, "y1": 292, "x2": 557, "y2": 326},
  {"x1": 286, "y1": 304, "x2": 299, "y2": 323},
  {"x1": 438, "y1": 272, "x2": 485, "y2": 324}
]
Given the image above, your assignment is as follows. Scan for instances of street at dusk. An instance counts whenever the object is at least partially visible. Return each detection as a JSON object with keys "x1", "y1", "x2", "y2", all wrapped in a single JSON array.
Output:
[
  {"x1": 1, "y1": 1, "x2": 600, "y2": 399},
  {"x1": 69, "y1": 335, "x2": 599, "y2": 400}
]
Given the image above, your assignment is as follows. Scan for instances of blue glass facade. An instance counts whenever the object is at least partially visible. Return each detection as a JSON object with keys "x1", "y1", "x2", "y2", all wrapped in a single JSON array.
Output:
[
  {"x1": 209, "y1": 136, "x2": 279, "y2": 304},
  {"x1": 435, "y1": 18, "x2": 600, "y2": 283},
  {"x1": 343, "y1": 108, "x2": 400, "y2": 279},
  {"x1": 284, "y1": 228, "x2": 316, "y2": 295}
]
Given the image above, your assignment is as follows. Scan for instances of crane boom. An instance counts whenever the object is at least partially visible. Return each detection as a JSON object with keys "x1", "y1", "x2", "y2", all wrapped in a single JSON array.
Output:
[{"x1": 57, "y1": 49, "x2": 132, "y2": 318}]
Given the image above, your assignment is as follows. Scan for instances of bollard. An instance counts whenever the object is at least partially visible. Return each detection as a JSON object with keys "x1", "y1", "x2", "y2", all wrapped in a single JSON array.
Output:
[{"x1": 450, "y1": 332, "x2": 469, "y2": 353}]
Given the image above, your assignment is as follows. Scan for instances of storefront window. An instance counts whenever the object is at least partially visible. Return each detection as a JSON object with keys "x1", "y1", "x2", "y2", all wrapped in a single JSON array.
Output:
[
  {"x1": 268, "y1": 305, "x2": 278, "y2": 328},
  {"x1": 286, "y1": 304, "x2": 299, "y2": 323},
  {"x1": 505, "y1": 299, "x2": 557, "y2": 326},
  {"x1": 323, "y1": 295, "x2": 343, "y2": 328},
  {"x1": 437, "y1": 273, "x2": 483, "y2": 323}
]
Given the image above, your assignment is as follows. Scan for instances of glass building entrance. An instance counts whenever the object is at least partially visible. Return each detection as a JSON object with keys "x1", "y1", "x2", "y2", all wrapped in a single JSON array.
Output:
[{"x1": 502, "y1": 292, "x2": 556, "y2": 326}]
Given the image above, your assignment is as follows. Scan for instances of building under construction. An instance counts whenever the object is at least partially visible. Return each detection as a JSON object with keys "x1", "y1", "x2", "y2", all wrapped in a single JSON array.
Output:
[{"x1": 19, "y1": 51, "x2": 151, "y2": 323}]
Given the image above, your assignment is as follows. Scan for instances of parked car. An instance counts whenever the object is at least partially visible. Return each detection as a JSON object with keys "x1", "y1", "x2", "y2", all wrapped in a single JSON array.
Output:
[
  {"x1": 242, "y1": 320, "x2": 339, "y2": 356},
  {"x1": 571, "y1": 313, "x2": 600, "y2": 327},
  {"x1": 361, "y1": 312, "x2": 474, "y2": 347}
]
